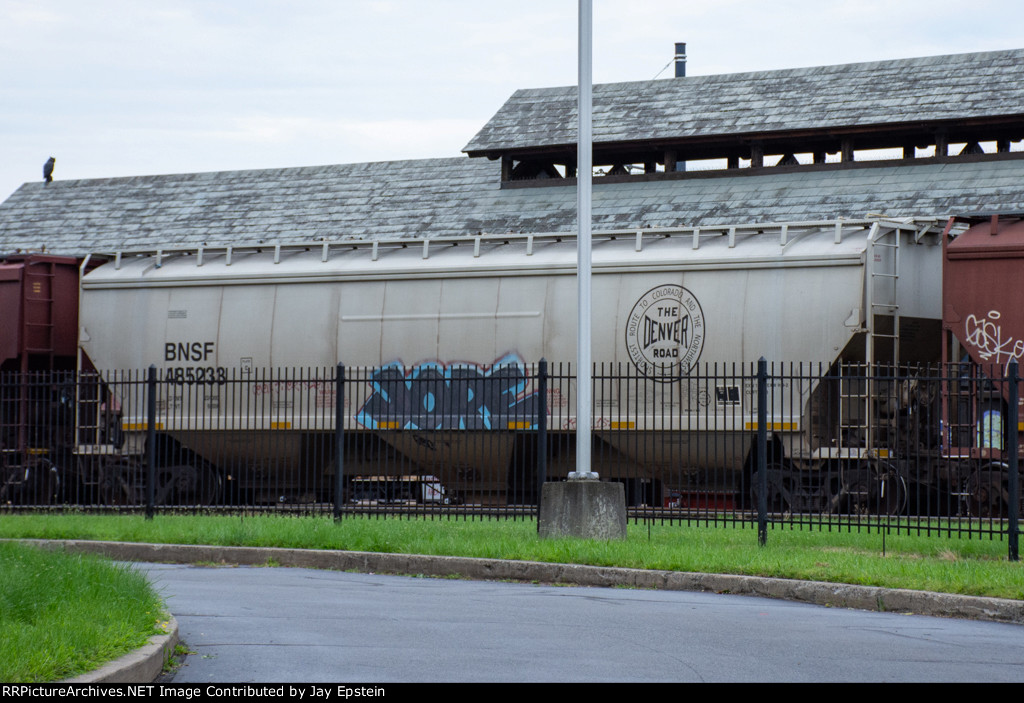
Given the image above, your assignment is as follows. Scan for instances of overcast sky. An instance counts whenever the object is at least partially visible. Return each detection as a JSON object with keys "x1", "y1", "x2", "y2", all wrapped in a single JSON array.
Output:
[{"x1": 2, "y1": 0, "x2": 1023, "y2": 200}]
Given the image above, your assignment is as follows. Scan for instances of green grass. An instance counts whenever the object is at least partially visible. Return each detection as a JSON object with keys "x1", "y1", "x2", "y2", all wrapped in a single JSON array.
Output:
[
  {"x1": 0, "y1": 541, "x2": 168, "y2": 683},
  {"x1": 2, "y1": 513, "x2": 1022, "y2": 600}
]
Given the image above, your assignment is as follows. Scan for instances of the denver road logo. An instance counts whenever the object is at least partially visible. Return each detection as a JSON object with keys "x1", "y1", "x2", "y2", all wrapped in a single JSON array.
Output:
[{"x1": 625, "y1": 284, "x2": 705, "y2": 378}]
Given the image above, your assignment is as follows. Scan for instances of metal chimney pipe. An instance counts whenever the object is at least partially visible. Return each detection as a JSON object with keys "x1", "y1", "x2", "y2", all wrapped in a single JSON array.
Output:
[{"x1": 674, "y1": 42, "x2": 687, "y2": 77}]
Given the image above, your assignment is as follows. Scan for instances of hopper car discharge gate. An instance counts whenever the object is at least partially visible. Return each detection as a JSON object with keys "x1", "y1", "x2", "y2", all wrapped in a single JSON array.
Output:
[{"x1": 63, "y1": 216, "x2": 952, "y2": 511}]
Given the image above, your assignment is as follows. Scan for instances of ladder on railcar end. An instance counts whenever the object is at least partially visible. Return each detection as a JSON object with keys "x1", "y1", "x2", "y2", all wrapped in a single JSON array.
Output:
[
  {"x1": 73, "y1": 370, "x2": 103, "y2": 448},
  {"x1": 10, "y1": 261, "x2": 58, "y2": 454},
  {"x1": 72, "y1": 369, "x2": 110, "y2": 451},
  {"x1": 867, "y1": 222, "x2": 901, "y2": 370},
  {"x1": 866, "y1": 223, "x2": 902, "y2": 452},
  {"x1": 837, "y1": 223, "x2": 902, "y2": 454},
  {"x1": 71, "y1": 364, "x2": 128, "y2": 458},
  {"x1": 837, "y1": 363, "x2": 870, "y2": 453},
  {"x1": 20, "y1": 261, "x2": 57, "y2": 368}
]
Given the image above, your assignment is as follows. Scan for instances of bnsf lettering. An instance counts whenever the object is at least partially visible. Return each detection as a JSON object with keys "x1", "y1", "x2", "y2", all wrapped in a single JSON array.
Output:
[{"x1": 165, "y1": 341, "x2": 216, "y2": 362}]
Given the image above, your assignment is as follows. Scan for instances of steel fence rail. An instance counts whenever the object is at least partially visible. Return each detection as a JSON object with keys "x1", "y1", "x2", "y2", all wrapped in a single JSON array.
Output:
[{"x1": 0, "y1": 362, "x2": 1020, "y2": 557}]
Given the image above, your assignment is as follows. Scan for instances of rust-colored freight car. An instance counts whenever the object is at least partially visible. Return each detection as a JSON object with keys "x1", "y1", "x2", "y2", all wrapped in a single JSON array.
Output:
[
  {"x1": 942, "y1": 214, "x2": 1024, "y2": 516},
  {"x1": 0, "y1": 255, "x2": 81, "y2": 372},
  {"x1": 0, "y1": 255, "x2": 84, "y2": 503}
]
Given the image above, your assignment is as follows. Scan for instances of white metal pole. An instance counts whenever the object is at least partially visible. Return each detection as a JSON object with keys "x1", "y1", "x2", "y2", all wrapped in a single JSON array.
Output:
[{"x1": 574, "y1": 0, "x2": 595, "y2": 480}]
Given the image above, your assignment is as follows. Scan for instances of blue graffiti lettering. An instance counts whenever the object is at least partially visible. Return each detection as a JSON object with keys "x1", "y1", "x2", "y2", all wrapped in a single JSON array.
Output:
[{"x1": 356, "y1": 355, "x2": 540, "y2": 430}]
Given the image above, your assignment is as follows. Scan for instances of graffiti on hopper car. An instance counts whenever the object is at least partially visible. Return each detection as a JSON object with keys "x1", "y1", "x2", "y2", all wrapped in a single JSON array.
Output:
[
  {"x1": 356, "y1": 354, "x2": 540, "y2": 430},
  {"x1": 964, "y1": 310, "x2": 1024, "y2": 369}
]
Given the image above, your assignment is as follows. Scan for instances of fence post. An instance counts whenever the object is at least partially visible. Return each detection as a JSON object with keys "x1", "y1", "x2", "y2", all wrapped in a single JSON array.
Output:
[
  {"x1": 536, "y1": 359, "x2": 548, "y2": 525},
  {"x1": 1008, "y1": 360, "x2": 1019, "y2": 562},
  {"x1": 334, "y1": 363, "x2": 345, "y2": 522},
  {"x1": 757, "y1": 358, "x2": 768, "y2": 546},
  {"x1": 145, "y1": 365, "x2": 156, "y2": 520}
]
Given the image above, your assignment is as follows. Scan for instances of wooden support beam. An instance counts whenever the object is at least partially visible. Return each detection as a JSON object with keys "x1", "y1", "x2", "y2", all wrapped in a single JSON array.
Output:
[
  {"x1": 501, "y1": 156, "x2": 513, "y2": 182},
  {"x1": 664, "y1": 149, "x2": 677, "y2": 172},
  {"x1": 749, "y1": 144, "x2": 763, "y2": 168},
  {"x1": 997, "y1": 139, "x2": 1011, "y2": 153},
  {"x1": 727, "y1": 156, "x2": 739, "y2": 169},
  {"x1": 935, "y1": 131, "x2": 948, "y2": 157},
  {"x1": 840, "y1": 138, "x2": 854, "y2": 162},
  {"x1": 813, "y1": 152, "x2": 826, "y2": 164}
]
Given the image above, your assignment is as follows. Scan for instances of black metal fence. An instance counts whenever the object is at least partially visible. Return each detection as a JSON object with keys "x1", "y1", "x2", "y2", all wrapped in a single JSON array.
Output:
[{"x1": 1, "y1": 361, "x2": 1020, "y2": 554}]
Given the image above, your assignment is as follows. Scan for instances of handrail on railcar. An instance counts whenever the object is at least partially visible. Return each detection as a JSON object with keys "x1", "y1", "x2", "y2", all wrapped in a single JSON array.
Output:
[{"x1": 97, "y1": 216, "x2": 943, "y2": 269}]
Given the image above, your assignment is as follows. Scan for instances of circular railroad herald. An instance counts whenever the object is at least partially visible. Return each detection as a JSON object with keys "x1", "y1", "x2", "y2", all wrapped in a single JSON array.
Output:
[{"x1": 624, "y1": 284, "x2": 705, "y2": 378}]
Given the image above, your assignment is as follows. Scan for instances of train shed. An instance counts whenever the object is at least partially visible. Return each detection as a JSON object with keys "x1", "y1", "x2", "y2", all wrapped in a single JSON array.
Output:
[{"x1": 1, "y1": 48, "x2": 1024, "y2": 254}]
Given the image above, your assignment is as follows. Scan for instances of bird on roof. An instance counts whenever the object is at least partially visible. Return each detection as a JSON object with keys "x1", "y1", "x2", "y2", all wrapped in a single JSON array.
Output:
[{"x1": 43, "y1": 157, "x2": 55, "y2": 184}]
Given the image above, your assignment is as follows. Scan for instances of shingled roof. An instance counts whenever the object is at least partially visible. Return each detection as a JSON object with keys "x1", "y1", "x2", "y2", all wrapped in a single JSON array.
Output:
[
  {"x1": 4, "y1": 156, "x2": 1024, "y2": 256},
  {"x1": 3, "y1": 47, "x2": 1024, "y2": 255},
  {"x1": 464, "y1": 49, "x2": 1024, "y2": 156}
]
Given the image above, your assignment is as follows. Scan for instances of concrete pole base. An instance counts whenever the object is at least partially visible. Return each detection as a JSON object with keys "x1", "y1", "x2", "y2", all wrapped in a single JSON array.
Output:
[{"x1": 538, "y1": 480, "x2": 627, "y2": 540}]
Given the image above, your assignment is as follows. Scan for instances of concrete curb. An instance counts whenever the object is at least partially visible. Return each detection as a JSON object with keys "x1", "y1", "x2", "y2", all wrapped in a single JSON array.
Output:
[
  {"x1": 62, "y1": 616, "x2": 179, "y2": 684},
  {"x1": 22, "y1": 539, "x2": 1024, "y2": 629}
]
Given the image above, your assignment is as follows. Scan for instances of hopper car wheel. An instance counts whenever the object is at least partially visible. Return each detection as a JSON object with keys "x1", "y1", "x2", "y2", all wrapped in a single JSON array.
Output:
[
  {"x1": 842, "y1": 463, "x2": 907, "y2": 516},
  {"x1": 154, "y1": 463, "x2": 222, "y2": 506},
  {"x1": 965, "y1": 467, "x2": 1009, "y2": 519},
  {"x1": 0, "y1": 461, "x2": 59, "y2": 505},
  {"x1": 751, "y1": 463, "x2": 793, "y2": 514},
  {"x1": 98, "y1": 459, "x2": 221, "y2": 506},
  {"x1": 0, "y1": 469, "x2": 14, "y2": 504},
  {"x1": 30, "y1": 462, "x2": 60, "y2": 505},
  {"x1": 98, "y1": 460, "x2": 145, "y2": 506}
]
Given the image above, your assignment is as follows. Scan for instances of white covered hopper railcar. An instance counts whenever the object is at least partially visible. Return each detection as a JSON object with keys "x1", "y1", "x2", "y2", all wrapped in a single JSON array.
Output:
[{"x1": 78, "y1": 217, "x2": 943, "y2": 504}]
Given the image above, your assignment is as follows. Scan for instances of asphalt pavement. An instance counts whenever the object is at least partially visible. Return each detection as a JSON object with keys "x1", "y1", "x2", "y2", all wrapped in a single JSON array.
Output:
[
  {"x1": 28, "y1": 540, "x2": 1023, "y2": 683},
  {"x1": 144, "y1": 561, "x2": 1024, "y2": 683}
]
